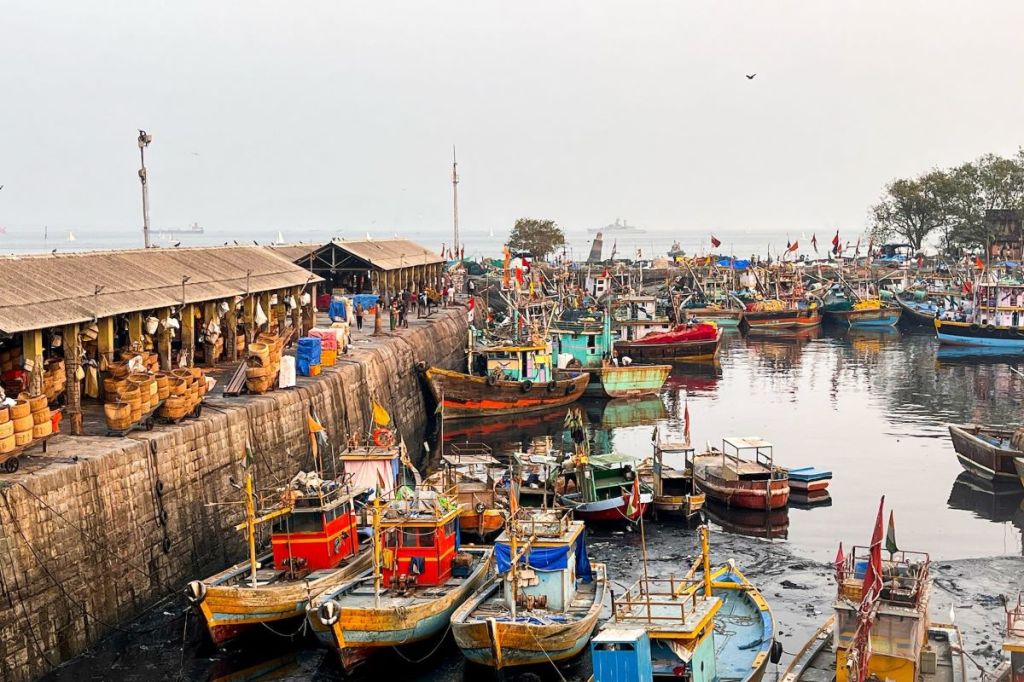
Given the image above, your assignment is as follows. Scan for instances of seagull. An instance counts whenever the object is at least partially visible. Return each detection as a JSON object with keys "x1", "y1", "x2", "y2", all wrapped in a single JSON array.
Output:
[
  {"x1": 745, "y1": 73, "x2": 757, "y2": 80},
  {"x1": 51, "y1": 248, "x2": 57, "y2": 255},
  {"x1": 252, "y1": 239, "x2": 259, "y2": 245},
  {"x1": 0, "y1": 185, "x2": 4, "y2": 191},
  {"x1": 233, "y1": 239, "x2": 238, "y2": 245},
  {"x1": 173, "y1": 241, "x2": 181, "y2": 247}
]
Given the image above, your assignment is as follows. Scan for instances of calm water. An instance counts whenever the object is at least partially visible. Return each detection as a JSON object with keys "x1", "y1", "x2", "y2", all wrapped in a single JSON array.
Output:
[{"x1": 444, "y1": 327, "x2": 1024, "y2": 561}]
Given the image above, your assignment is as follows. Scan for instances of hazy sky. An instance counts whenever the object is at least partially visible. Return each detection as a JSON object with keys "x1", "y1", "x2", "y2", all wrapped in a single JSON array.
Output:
[{"x1": 2, "y1": 1, "x2": 1023, "y2": 242}]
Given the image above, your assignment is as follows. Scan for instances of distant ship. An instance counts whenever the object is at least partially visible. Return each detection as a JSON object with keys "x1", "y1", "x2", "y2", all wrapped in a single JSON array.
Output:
[
  {"x1": 153, "y1": 222, "x2": 205, "y2": 235},
  {"x1": 587, "y1": 218, "x2": 644, "y2": 234}
]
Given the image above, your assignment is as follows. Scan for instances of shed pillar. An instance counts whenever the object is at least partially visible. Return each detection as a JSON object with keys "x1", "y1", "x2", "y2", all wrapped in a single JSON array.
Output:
[
  {"x1": 203, "y1": 302, "x2": 219, "y2": 366},
  {"x1": 225, "y1": 299, "x2": 239, "y2": 362},
  {"x1": 63, "y1": 323, "x2": 83, "y2": 436},
  {"x1": 243, "y1": 295, "x2": 256, "y2": 346},
  {"x1": 97, "y1": 317, "x2": 116, "y2": 401},
  {"x1": 259, "y1": 292, "x2": 272, "y2": 333},
  {"x1": 290, "y1": 286, "x2": 302, "y2": 338},
  {"x1": 127, "y1": 312, "x2": 144, "y2": 352},
  {"x1": 181, "y1": 304, "x2": 196, "y2": 368},
  {"x1": 22, "y1": 330, "x2": 44, "y2": 396},
  {"x1": 157, "y1": 307, "x2": 173, "y2": 371}
]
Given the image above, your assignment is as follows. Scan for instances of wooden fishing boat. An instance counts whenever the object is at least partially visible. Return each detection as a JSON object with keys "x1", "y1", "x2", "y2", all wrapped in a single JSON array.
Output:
[
  {"x1": 1017, "y1": 457, "x2": 1024, "y2": 489},
  {"x1": 551, "y1": 307, "x2": 671, "y2": 397},
  {"x1": 948, "y1": 423, "x2": 1023, "y2": 483},
  {"x1": 450, "y1": 509, "x2": 605, "y2": 669},
  {"x1": 641, "y1": 437, "x2": 705, "y2": 519},
  {"x1": 558, "y1": 452, "x2": 652, "y2": 522},
  {"x1": 597, "y1": 525, "x2": 779, "y2": 681},
  {"x1": 186, "y1": 473, "x2": 372, "y2": 645},
  {"x1": 935, "y1": 281, "x2": 1024, "y2": 349},
  {"x1": 825, "y1": 304, "x2": 902, "y2": 327},
  {"x1": 686, "y1": 307, "x2": 744, "y2": 327},
  {"x1": 987, "y1": 592, "x2": 1023, "y2": 682},
  {"x1": 425, "y1": 342, "x2": 589, "y2": 419},
  {"x1": 307, "y1": 484, "x2": 492, "y2": 671},
  {"x1": 781, "y1": 501, "x2": 967, "y2": 682},
  {"x1": 692, "y1": 437, "x2": 790, "y2": 510},
  {"x1": 614, "y1": 323, "x2": 723, "y2": 363},
  {"x1": 742, "y1": 304, "x2": 822, "y2": 331},
  {"x1": 424, "y1": 442, "x2": 508, "y2": 541},
  {"x1": 895, "y1": 292, "x2": 939, "y2": 326}
]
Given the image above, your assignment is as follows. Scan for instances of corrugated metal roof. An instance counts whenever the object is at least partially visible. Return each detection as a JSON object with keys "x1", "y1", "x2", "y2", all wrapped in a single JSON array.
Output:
[
  {"x1": 0, "y1": 246, "x2": 322, "y2": 334},
  {"x1": 328, "y1": 238, "x2": 443, "y2": 271},
  {"x1": 267, "y1": 243, "x2": 320, "y2": 263}
]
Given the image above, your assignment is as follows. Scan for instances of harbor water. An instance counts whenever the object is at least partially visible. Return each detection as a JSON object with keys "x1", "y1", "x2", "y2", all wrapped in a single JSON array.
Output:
[{"x1": 43, "y1": 326, "x2": 1024, "y2": 681}]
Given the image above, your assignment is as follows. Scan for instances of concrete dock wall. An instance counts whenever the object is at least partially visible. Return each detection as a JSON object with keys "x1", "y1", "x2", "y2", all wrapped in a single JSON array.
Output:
[{"x1": 0, "y1": 310, "x2": 467, "y2": 682}]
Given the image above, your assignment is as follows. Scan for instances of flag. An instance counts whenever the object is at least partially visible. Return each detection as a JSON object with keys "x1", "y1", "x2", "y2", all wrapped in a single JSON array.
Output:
[
  {"x1": 811, "y1": 233, "x2": 818, "y2": 253},
  {"x1": 975, "y1": 255, "x2": 984, "y2": 269},
  {"x1": 376, "y1": 469, "x2": 387, "y2": 499},
  {"x1": 885, "y1": 510, "x2": 898, "y2": 554},
  {"x1": 514, "y1": 267, "x2": 524, "y2": 287},
  {"x1": 834, "y1": 542, "x2": 845, "y2": 584},
  {"x1": 832, "y1": 230, "x2": 840, "y2": 255},
  {"x1": 786, "y1": 240, "x2": 791, "y2": 250},
  {"x1": 372, "y1": 401, "x2": 392, "y2": 427},
  {"x1": 602, "y1": 268, "x2": 609, "y2": 278},
  {"x1": 854, "y1": 237, "x2": 861, "y2": 257},
  {"x1": 611, "y1": 239, "x2": 618, "y2": 259},
  {"x1": 459, "y1": 246, "x2": 465, "y2": 260},
  {"x1": 787, "y1": 241, "x2": 799, "y2": 253},
  {"x1": 509, "y1": 475, "x2": 519, "y2": 517},
  {"x1": 467, "y1": 296, "x2": 475, "y2": 324},
  {"x1": 307, "y1": 409, "x2": 325, "y2": 460},
  {"x1": 710, "y1": 235, "x2": 721, "y2": 248},
  {"x1": 625, "y1": 477, "x2": 642, "y2": 517},
  {"x1": 683, "y1": 402, "x2": 691, "y2": 447},
  {"x1": 853, "y1": 496, "x2": 886, "y2": 682},
  {"x1": 440, "y1": 242, "x2": 445, "y2": 257}
]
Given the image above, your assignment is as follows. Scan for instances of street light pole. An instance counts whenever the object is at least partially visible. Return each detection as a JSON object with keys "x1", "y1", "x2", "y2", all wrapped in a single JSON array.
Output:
[{"x1": 138, "y1": 130, "x2": 153, "y2": 248}]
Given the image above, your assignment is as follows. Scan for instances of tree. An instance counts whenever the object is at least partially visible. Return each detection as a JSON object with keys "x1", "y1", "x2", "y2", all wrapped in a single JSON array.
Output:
[
  {"x1": 944, "y1": 154, "x2": 1024, "y2": 250},
  {"x1": 869, "y1": 170, "x2": 951, "y2": 251},
  {"x1": 507, "y1": 218, "x2": 565, "y2": 259}
]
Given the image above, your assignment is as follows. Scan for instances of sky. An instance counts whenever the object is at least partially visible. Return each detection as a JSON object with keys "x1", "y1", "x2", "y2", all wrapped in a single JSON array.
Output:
[{"x1": 1, "y1": 1, "x2": 1023, "y2": 248}]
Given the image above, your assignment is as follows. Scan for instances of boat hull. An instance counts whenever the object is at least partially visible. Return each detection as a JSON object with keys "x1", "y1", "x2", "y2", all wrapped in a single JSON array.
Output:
[
  {"x1": 451, "y1": 563, "x2": 606, "y2": 668},
  {"x1": 935, "y1": 319, "x2": 1024, "y2": 348},
  {"x1": 1016, "y1": 457, "x2": 1024, "y2": 487},
  {"x1": 824, "y1": 307, "x2": 901, "y2": 327},
  {"x1": 692, "y1": 455, "x2": 790, "y2": 510},
  {"x1": 614, "y1": 329, "x2": 722, "y2": 362},
  {"x1": 742, "y1": 308, "x2": 821, "y2": 330},
  {"x1": 948, "y1": 424, "x2": 1023, "y2": 482},
  {"x1": 425, "y1": 368, "x2": 589, "y2": 419},
  {"x1": 569, "y1": 492, "x2": 652, "y2": 522},
  {"x1": 191, "y1": 551, "x2": 372, "y2": 645},
  {"x1": 895, "y1": 295, "x2": 937, "y2": 326},
  {"x1": 652, "y1": 491, "x2": 706, "y2": 517},
  {"x1": 558, "y1": 364, "x2": 671, "y2": 398},
  {"x1": 308, "y1": 548, "x2": 491, "y2": 670},
  {"x1": 687, "y1": 308, "x2": 744, "y2": 327}
]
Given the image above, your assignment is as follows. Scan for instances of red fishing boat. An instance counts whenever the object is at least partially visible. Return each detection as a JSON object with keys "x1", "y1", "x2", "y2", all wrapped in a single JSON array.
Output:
[
  {"x1": 614, "y1": 322, "x2": 723, "y2": 362},
  {"x1": 692, "y1": 437, "x2": 790, "y2": 510}
]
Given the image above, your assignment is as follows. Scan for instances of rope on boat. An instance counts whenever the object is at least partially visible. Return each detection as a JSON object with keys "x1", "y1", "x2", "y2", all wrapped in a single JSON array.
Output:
[
  {"x1": 389, "y1": 620, "x2": 453, "y2": 663},
  {"x1": 953, "y1": 644, "x2": 992, "y2": 675},
  {"x1": 259, "y1": 616, "x2": 308, "y2": 639}
]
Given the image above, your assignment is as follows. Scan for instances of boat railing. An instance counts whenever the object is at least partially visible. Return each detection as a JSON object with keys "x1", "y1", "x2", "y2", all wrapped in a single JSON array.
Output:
[
  {"x1": 508, "y1": 507, "x2": 574, "y2": 539},
  {"x1": 611, "y1": 576, "x2": 704, "y2": 625},
  {"x1": 379, "y1": 483, "x2": 461, "y2": 522},
  {"x1": 838, "y1": 547, "x2": 930, "y2": 607},
  {"x1": 1007, "y1": 593, "x2": 1024, "y2": 640}
]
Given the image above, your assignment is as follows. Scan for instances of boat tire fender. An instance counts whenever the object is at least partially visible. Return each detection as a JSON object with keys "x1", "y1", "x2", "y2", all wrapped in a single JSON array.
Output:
[
  {"x1": 770, "y1": 639, "x2": 783, "y2": 664},
  {"x1": 520, "y1": 380, "x2": 533, "y2": 393},
  {"x1": 970, "y1": 323, "x2": 979, "y2": 330},
  {"x1": 155, "y1": 480, "x2": 165, "y2": 496},
  {"x1": 564, "y1": 384, "x2": 574, "y2": 396},
  {"x1": 318, "y1": 600, "x2": 341, "y2": 626},
  {"x1": 185, "y1": 580, "x2": 207, "y2": 604},
  {"x1": 546, "y1": 381, "x2": 557, "y2": 393},
  {"x1": 486, "y1": 374, "x2": 497, "y2": 387},
  {"x1": 474, "y1": 502, "x2": 486, "y2": 514},
  {"x1": 986, "y1": 324, "x2": 995, "y2": 331},
  {"x1": 158, "y1": 509, "x2": 169, "y2": 526},
  {"x1": 161, "y1": 537, "x2": 172, "y2": 553}
]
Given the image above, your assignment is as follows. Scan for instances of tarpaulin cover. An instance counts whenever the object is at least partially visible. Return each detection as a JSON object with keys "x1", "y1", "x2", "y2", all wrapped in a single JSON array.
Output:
[
  {"x1": 716, "y1": 257, "x2": 750, "y2": 270},
  {"x1": 308, "y1": 329, "x2": 338, "y2": 350},
  {"x1": 296, "y1": 337, "x2": 322, "y2": 376},
  {"x1": 351, "y1": 294, "x2": 380, "y2": 310},
  {"x1": 494, "y1": 529, "x2": 593, "y2": 583},
  {"x1": 328, "y1": 299, "x2": 347, "y2": 321}
]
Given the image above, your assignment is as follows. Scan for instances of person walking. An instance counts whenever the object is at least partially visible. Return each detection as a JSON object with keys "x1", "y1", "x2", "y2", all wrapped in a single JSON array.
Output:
[
  {"x1": 389, "y1": 299, "x2": 397, "y2": 332},
  {"x1": 354, "y1": 303, "x2": 364, "y2": 331}
]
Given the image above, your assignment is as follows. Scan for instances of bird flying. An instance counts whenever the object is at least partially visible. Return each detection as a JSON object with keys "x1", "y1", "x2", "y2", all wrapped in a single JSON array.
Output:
[
  {"x1": 745, "y1": 73, "x2": 756, "y2": 80},
  {"x1": 173, "y1": 241, "x2": 181, "y2": 247}
]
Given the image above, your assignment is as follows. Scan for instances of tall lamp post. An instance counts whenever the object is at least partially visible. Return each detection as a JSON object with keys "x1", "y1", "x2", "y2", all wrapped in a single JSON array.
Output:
[{"x1": 138, "y1": 130, "x2": 153, "y2": 248}]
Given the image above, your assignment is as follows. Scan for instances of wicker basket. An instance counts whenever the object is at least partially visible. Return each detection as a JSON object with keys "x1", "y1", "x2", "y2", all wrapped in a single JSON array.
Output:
[
  {"x1": 0, "y1": 420, "x2": 13, "y2": 439},
  {"x1": 32, "y1": 421, "x2": 52, "y2": 438},
  {"x1": 246, "y1": 366, "x2": 269, "y2": 378},
  {"x1": 246, "y1": 375, "x2": 273, "y2": 394},
  {"x1": 120, "y1": 387, "x2": 142, "y2": 408},
  {"x1": 31, "y1": 409, "x2": 51, "y2": 426},
  {"x1": 12, "y1": 415, "x2": 33, "y2": 433},
  {"x1": 172, "y1": 369, "x2": 193, "y2": 387},
  {"x1": 170, "y1": 379, "x2": 187, "y2": 397},
  {"x1": 130, "y1": 406, "x2": 142, "y2": 423},
  {"x1": 155, "y1": 373, "x2": 170, "y2": 389},
  {"x1": 108, "y1": 361, "x2": 130, "y2": 378},
  {"x1": 104, "y1": 402, "x2": 131, "y2": 423},
  {"x1": 248, "y1": 342, "x2": 270, "y2": 365},
  {"x1": 159, "y1": 396, "x2": 189, "y2": 420},
  {"x1": 104, "y1": 377, "x2": 127, "y2": 395},
  {"x1": 14, "y1": 431, "x2": 31, "y2": 447},
  {"x1": 0, "y1": 435, "x2": 14, "y2": 454}
]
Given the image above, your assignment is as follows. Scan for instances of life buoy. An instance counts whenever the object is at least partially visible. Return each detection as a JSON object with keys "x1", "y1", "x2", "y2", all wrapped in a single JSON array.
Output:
[
  {"x1": 520, "y1": 380, "x2": 533, "y2": 393},
  {"x1": 486, "y1": 373, "x2": 498, "y2": 387},
  {"x1": 474, "y1": 502, "x2": 487, "y2": 514},
  {"x1": 546, "y1": 380, "x2": 558, "y2": 393},
  {"x1": 373, "y1": 427, "x2": 395, "y2": 447}
]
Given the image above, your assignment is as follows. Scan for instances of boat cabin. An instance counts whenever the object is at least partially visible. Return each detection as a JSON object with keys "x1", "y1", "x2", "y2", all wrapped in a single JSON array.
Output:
[
  {"x1": 471, "y1": 344, "x2": 554, "y2": 384},
  {"x1": 270, "y1": 484, "x2": 360, "y2": 575},
  {"x1": 1003, "y1": 593, "x2": 1024, "y2": 682},
  {"x1": 495, "y1": 510, "x2": 590, "y2": 613},
  {"x1": 338, "y1": 444, "x2": 401, "y2": 497},
  {"x1": 971, "y1": 282, "x2": 1024, "y2": 328},
  {"x1": 433, "y1": 442, "x2": 506, "y2": 539},
  {"x1": 379, "y1": 487, "x2": 462, "y2": 590},
  {"x1": 653, "y1": 443, "x2": 696, "y2": 499},
  {"x1": 612, "y1": 296, "x2": 674, "y2": 340},
  {"x1": 551, "y1": 308, "x2": 611, "y2": 369},
  {"x1": 833, "y1": 547, "x2": 933, "y2": 682},
  {"x1": 719, "y1": 437, "x2": 784, "y2": 482}
]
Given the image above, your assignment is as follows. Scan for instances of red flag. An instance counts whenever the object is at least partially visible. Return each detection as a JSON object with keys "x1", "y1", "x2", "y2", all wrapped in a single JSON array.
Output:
[
  {"x1": 710, "y1": 235, "x2": 721, "y2": 248},
  {"x1": 602, "y1": 268, "x2": 609, "y2": 278},
  {"x1": 787, "y1": 240, "x2": 799, "y2": 253},
  {"x1": 975, "y1": 255, "x2": 984, "y2": 269},
  {"x1": 811, "y1": 233, "x2": 818, "y2": 253},
  {"x1": 834, "y1": 542, "x2": 845, "y2": 584},
  {"x1": 509, "y1": 476, "x2": 519, "y2": 516},
  {"x1": 467, "y1": 297, "x2": 475, "y2": 323},
  {"x1": 514, "y1": 267, "x2": 524, "y2": 287},
  {"x1": 831, "y1": 231, "x2": 840, "y2": 248},
  {"x1": 625, "y1": 476, "x2": 642, "y2": 517},
  {"x1": 853, "y1": 496, "x2": 886, "y2": 681},
  {"x1": 460, "y1": 246, "x2": 465, "y2": 260},
  {"x1": 683, "y1": 402, "x2": 691, "y2": 446}
]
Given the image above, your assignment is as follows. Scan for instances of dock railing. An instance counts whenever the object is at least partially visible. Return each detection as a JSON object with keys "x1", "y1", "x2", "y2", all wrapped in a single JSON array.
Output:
[
  {"x1": 508, "y1": 507, "x2": 573, "y2": 540},
  {"x1": 838, "y1": 547, "x2": 930, "y2": 607},
  {"x1": 1007, "y1": 593, "x2": 1024, "y2": 641},
  {"x1": 610, "y1": 576, "x2": 704, "y2": 626}
]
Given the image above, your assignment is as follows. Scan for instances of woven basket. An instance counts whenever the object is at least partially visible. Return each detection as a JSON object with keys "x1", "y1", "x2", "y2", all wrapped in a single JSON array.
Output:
[
  {"x1": 170, "y1": 379, "x2": 187, "y2": 397},
  {"x1": 157, "y1": 386, "x2": 170, "y2": 400},
  {"x1": 31, "y1": 409, "x2": 50, "y2": 426},
  {"x1": 0, "y1": 420, "x2": 13, "y2": 439},
  {"x1": 0, "y1": 435, "x2": 14, "y2": 454},
  {"x1": 107, "y1": 415, "x2": 133, "y2": 431},
  {"x1": 104, "y1": 377, "x2": 127, "y2": 395},
  {"x1": 155, "y1": 373, "x2": 170, "y2": 389},
  {"x1": 248, "y1": 342, "x2": 270, "y2": 365},
  {"x1": 130, "y1": 406, "x2": 142, "y2": 423},
  {"x1": 198, "y1": 380, "x2": 208, "y2": 397},
  {"x1": 14, "y1": 431, "x2": 31, "y2": 447},
  {"x1": 104, "y1": 402, "x2": 131, "y2": 422},
  {"x1": 32, "y1": 421, "x2": 52, "y2": 438},
  {"x1": 246, "y1": 366, "x2": 269, "y2": 379},
  {"x1": 109, "y1": 361, "x2": 130, "y2": 378},
  {"x1": 18, "y1": 394, "x2": 48, "y2": 412},
  {"x1": 12, "y1": 415, "x2": 33, "y2": 433},
  {"x1": 246, "y1": 375, "x2": 273, "y2": 394},
  {"x1": 159, "y1": 397, "x2": 189, "y2": 420},
  {"x1": 0, "y1": 406, "x2": 8, "y2": 425},
  {"x1": 172, "y1": 369, "x2": 193, "y2": 387}
]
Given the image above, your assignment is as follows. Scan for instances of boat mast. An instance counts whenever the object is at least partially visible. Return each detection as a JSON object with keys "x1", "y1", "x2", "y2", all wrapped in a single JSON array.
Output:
[
  {"x1": 451, "y1": 146, "x2": 460, "y2": 257},
  {"x1": 701, "y1": 524, "x2": 711, "y2": 597},
  {"x1": 372, "y1": 493, "x2": 382, "y2": 607},
  {"x1": 245, "y1": 470, "x2": 259, "y2": 587}
]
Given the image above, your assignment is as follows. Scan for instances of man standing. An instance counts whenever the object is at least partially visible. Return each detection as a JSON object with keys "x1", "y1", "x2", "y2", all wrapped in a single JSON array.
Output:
[{"x1": 354, "y1": 303, "x2": 364, "y2": 331}]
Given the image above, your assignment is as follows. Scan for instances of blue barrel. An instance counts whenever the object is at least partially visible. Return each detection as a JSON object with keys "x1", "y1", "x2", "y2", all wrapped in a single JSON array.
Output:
[{"x1": 296, "y1": 337, "x2": 322, "y2": 376}]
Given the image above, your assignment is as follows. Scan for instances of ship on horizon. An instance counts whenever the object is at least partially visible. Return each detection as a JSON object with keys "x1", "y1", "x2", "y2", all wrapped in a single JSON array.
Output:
[
  {"x1": 153, "y1": 221, "x2": 205, "y2": 235},
  {"x1": 587, "y1": 217, "x2": 644, "y2": 234}
]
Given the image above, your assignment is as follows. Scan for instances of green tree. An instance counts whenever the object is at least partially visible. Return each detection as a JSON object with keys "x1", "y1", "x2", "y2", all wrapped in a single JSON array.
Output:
[
  {"x1": 869, "y1": 170, "x2": 951, "y2": 251},
  {"x1": 944, "y1": 153, "x2": 1024, "y2": 250},
  {"x1": 507, "y1": 218, "x2": 565, "y2": 259}
]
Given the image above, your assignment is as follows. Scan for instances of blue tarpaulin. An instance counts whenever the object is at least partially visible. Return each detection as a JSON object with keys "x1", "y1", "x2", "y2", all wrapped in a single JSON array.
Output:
[
  {"x1": 494, "y1": 529, "x2": 593, "y2": 583},
  {"x1": 328, "y1": 299, "x2": 347, "y2": 321},
  {"x1": 351, "y1": 293, "x2": 380, "y2": 310},
  {"x1": 296, "y1": 337, "x2": 322, "y2": 376},
  {"x1": 716, "y1": 257, "x2": 750, "y2": 270}
]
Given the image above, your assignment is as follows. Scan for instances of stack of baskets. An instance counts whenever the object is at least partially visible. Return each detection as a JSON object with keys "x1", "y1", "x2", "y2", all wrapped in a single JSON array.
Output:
[
  {"x1": 42, "y1": 358, "x2": 66, "y2": 404},
  {"x1": 159, "y1": 367, "x2": 206, "y2": 420},
  {"x1": 0, "y1": 405, "x2": 12, "y2": 454},
  {"x1": 245, "y1": 333, "x2": 284, "y2": 394},
  {"x1": 7, "y1": 394, "x2": 51, "y2": 445},
  {"x1": 0, "y1": 346, "x2": 22, "y2": 373}
]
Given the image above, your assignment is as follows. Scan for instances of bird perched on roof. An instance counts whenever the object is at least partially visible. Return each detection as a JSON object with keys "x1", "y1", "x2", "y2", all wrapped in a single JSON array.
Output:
[
  {"x1": 252, "y1": 239, "x2": 259, "y2": 245},
  {"x1": 51, "y1": 248, "x2": 57, "y2": 255},
  {"x1": 745, "y1": 73, "x2": 756, "y2": 80},
  {"x1": 233, "y1": 239, "x2": 238, "y2": 245}
]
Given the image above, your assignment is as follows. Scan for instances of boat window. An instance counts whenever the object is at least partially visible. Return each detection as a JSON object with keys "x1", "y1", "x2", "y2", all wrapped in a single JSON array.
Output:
[
  {"x1": 275, "y1": 511, "x2": 323, "y2": 534},
  {"x1": 445, "y1": 521, "x2": 456, "y2": 537},
  {"x1": 587, "y1": 334, "x2": 596, "y2": 349},
  {"x1": 594, "y1": 643, "x2": 635, "y2": 651}
]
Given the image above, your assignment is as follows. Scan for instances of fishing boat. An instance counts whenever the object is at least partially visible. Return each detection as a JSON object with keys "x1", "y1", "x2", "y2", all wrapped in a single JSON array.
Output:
[
  {"x1": 559, "y1": 452, "x2": 652, "y2": 523},
  {"x1": 307, "y1": 484, "x2": 492, "y2": 671},
  {"x1": 424, "y1": 442, "x2": 508, "y2": 541},
  {"x1": 895, "y1": 291, "x2": 940, "y2": 326},
  {"x1": 185, "y1": 471, "x2": 372, "y2": 645},
  {"x1": 692, "y1": 437, "x2": 790, "y2": 510},
  {"x1": 948, "y1": 423, "x2": 1024, "y2": 483},
  {"x1": 741, "y1": 300, "x2": 822, "y2": 331},
  {"x1": 641, "y1": 433, "x2": 705, "y2": 519},
  {"x1": 426, "y1": 338, "x2": 588, "y2": 419},
  {"x1": 450, "y1": 509, "x2": 605, "y2": 669},
  {"x1": 1017, "y1": 457, "x2": 1024, "y2": 489},
  {"x1": 824, "y1": 301, "x2": 902, "y2": 327},
  {"x1": 596, "y1": 524, "x2": 779, "y2": 680},
  {"x1": 988, "y1": 593, "x2": 1023, "y2": 682},
  {"x1": 551, "y1": 306, "x2": 671, "y2": 397},
  {"x1": 935, "y1": 280, "x2": 1024, "y2": 349},
  {"x1": 781, "y1": 499, "x2": 967, "y2": 682},
  {"x1": 614, "y1": 322, "x2": 723, "y2": 363},
  {"x1": 786, "y1": 466, "x2": 832, "y2": 494}
]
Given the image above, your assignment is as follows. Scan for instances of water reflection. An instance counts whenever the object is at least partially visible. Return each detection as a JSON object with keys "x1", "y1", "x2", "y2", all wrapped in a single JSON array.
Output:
[
  {"x1": 703, "y1": 500, "x2": 790, "y2": 540},
  {"x1": 946, "y1": 472, "x2": 1024, "y2": 557}
]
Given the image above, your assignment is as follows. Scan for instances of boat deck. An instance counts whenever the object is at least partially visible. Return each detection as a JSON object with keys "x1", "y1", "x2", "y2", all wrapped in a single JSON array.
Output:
[
  {"x1": 712, "y1": 585, "x2": 771, "y2": 681},
  {"x1": 463, "y1": 577, "x2": 598, "y2": 625},
  {"x1": 333, "y1": 572, "x2": 475, "y2": 609}
]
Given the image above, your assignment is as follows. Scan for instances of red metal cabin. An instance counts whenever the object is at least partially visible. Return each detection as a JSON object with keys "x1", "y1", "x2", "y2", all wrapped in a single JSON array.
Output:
[
  {"x1": 380, "y1": 494, "x2": 462, "y2": 588},
  {"x1": 271, "y1": 487, "x2": 360, "y2": 574}
]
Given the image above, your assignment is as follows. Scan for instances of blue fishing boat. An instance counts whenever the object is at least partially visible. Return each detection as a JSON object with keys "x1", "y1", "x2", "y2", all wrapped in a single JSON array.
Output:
[
  {"x1": 934, "y1": 280, "x2": 1024, "y2": 349},
  {"x1": 450, "y1": 509, "x2": 605, "y2": 669},
  {"x1": 599, "y1": 525, "x2": 780, "y2": 681},
  {"x1": 895, "y1": 291, "x2": 940, "y2": 326},
  {"x1": 552, "y1": 307, "x2": 670, "y2": 397}
]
